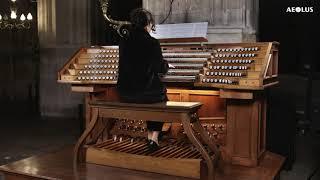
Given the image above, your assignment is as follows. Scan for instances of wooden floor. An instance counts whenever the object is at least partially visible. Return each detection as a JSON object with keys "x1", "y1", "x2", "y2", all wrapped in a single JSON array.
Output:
[{"x1": 0, "y1": 147, "x2": 284, "y2": 180}]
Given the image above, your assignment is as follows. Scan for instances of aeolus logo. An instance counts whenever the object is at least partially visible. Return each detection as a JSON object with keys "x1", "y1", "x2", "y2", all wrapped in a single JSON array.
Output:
[{"x1": 286, "y1": 7, "x2": 314, "y2": 13}]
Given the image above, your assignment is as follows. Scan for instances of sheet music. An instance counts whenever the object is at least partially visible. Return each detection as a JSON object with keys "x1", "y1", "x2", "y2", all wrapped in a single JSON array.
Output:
[{"x1": 150, "y1": 22, "x2": 208, "y2": 39}]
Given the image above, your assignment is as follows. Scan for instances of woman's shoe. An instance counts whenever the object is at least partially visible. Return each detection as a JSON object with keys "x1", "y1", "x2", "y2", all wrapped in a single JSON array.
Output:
[
  {"x1": 159, "y1": 124, "x2": 172, "y2": 141},
  {"x1": 147, "y1": 140, "x2": 159, "y2": 152}
]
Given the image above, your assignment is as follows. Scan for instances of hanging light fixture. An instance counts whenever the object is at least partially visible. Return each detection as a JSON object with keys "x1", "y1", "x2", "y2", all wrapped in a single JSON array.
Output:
[{"x1": 0, "y1": 0, "x2": 33, "y2": 30}]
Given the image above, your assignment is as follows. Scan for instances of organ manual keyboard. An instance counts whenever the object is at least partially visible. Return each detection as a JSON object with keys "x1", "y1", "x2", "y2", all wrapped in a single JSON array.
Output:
[
  {"x1": 60, "y1": 46, "x2": 119, "y2": 84},
  {"x1": 58, "y1": 42, "x2": 283, "y2": 179},
  {"x1": 59, "y1": 42, "x2": 278, "y2": 89}
]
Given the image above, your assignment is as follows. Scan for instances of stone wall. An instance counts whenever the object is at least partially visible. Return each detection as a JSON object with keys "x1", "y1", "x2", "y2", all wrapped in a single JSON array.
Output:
[
  {"x1": 143, "y1": 0, "x2": 259, "y2": 42},
  {"x1": 38, "y1": 0, "x2": 91, "y2": 117}
]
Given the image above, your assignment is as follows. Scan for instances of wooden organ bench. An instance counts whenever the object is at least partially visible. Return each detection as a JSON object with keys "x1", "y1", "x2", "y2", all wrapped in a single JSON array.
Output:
[{"x1": 74, "y1": 101, "x2": 220, "y2": 180}]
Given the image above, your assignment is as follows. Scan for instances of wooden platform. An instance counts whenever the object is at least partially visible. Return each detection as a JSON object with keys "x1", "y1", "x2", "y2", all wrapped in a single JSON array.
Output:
[{"x1": 0, "y1": 147, "x2": 284, "y2": 180}]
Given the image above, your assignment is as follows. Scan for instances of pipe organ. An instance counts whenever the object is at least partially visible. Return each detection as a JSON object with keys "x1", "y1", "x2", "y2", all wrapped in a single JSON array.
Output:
[{"x1": 58, "y1": 42, "x2": 282, "y2": 179}]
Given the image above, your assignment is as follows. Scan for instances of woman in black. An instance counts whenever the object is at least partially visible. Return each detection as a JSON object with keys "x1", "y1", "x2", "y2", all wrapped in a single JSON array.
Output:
[{"x1": 117, "y1": 8, "x2": 172, "y2": 151}]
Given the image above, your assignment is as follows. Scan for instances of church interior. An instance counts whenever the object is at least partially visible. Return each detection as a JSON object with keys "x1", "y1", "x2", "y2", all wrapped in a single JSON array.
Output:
[{"x1": 0, "y1": 0, "x2": 320, "y2": 179}]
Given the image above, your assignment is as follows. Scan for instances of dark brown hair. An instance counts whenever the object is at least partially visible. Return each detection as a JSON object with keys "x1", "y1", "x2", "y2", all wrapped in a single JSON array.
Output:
[{"x1": 130, "y1": 8, "x2": 155, "y2": 31}]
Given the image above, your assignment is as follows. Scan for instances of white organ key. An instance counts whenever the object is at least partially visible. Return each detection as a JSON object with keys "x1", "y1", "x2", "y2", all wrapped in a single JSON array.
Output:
[
  {"x1": 163, "y1": 52, "x2": 212, "y2": 57},
  {"x1": 165, "y1": 57, "x2": 208, "y2": 62}
]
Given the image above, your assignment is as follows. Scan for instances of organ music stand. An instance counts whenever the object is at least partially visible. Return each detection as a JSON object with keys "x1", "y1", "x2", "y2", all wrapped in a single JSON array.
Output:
[{"x1": 150, "y1": 22, "x2": 208, "y2": 44}]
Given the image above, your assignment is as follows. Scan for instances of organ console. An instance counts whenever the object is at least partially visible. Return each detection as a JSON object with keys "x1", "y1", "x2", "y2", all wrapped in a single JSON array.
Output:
[{"x1": 58, "y1": 41, "x2": 282, "y2": 177}]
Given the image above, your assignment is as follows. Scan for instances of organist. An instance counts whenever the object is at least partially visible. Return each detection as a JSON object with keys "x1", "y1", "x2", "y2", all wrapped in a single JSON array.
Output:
[{"x1": 117, "y1": 8, "x2": 175, "y2": 152}]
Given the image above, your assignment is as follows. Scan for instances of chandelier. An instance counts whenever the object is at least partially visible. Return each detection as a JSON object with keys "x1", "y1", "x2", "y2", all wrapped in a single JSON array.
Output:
[{"x1": 0, "y1": 0, "x2": 33, "y2": 30}]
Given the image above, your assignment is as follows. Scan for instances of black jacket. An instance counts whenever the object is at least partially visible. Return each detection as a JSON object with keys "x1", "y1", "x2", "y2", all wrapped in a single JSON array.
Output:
[{"x1": 117, "y1": 28, "x2": 169, "y2": 103}]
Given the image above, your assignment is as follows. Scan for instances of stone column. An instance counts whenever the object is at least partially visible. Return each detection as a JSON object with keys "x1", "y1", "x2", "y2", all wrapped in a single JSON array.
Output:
[
  {"x1": 243, "y1": 0, "x2": 259, "y2": 42},
  {"x1": 143, "y1": 0, "x2": 259, "y2": 42},
  {"x1": 38, "y1": 0, "x2": 91, "y2": 118},
  {"x1": 38, "y1": 0, "x2": 56, "y2": 47}
]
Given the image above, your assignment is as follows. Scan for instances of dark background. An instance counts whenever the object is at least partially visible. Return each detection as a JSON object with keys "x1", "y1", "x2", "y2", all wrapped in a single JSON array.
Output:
[
  {"x1": 259, "y1": 0, "x2": 320, "y2": 169},
  {"x1": 91, "y1": 0, "x2": 142, "y2": 45},
  {"x1": 259, "y1": 0, "x2": 320, "y2": 74},
  {"x1": 0, "y1": 0, "x2": 38, "y2": 117}
]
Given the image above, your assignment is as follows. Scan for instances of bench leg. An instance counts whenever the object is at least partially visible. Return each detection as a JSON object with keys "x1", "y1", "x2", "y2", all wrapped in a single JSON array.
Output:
[
  {"x1": 192, "y1": 119, "x2": 221, "y2": 165},
  {"x1": 192, "y1": 117, "x2": 224, "y2": 175},
  {"x1": 74, "y1": 108, "x2": 99, "y2": 165},
  {"x1": 181, "y1": 113, "x2": 215, "y2": 180}
]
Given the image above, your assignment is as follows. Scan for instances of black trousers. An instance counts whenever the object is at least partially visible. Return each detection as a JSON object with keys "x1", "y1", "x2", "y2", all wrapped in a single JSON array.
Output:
[
  {"x1": 146, "y1": 121, "x2": 163, "y2": 131},
  {"x1": 119, "y1": 93, "x2": 168, "y2": 132}
]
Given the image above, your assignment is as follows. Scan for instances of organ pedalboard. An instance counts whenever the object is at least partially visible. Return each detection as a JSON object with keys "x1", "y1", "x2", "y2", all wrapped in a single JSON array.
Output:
[{"x1": 108, "y1": 119, "x2": 226, "y2": 147}]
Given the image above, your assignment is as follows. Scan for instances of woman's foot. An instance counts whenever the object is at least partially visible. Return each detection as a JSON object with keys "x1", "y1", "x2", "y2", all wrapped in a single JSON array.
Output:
[
  {"x1": 147, "y1": 131, "x2": 160, "y2": 152},
  {"x1": 147, "y1": 131, "x2": 160, "y2": 144}
]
